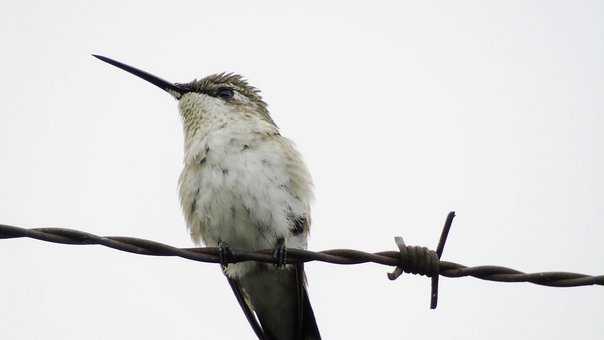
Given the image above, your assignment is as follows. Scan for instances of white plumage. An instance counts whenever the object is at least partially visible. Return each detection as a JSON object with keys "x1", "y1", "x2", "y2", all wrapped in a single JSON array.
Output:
[{"x1": 177, "y1": 92, "x2": 313, "y2": 278}]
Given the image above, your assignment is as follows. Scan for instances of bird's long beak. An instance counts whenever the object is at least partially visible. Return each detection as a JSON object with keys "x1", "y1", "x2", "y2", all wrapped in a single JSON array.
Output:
[{"x1": 92, "y1": 54, "x2": 189, "y2": 99}]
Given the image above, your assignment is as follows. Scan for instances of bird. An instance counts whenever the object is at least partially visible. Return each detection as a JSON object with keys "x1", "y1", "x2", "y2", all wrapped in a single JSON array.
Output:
[{"x1": 93, "y1": 54, "x2": 321, "y2": 340}]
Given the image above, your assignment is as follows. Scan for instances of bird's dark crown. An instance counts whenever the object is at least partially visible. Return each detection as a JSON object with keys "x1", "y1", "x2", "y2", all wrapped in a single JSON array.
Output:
[
  {"x1": 183, "y1": 73, "x2": 267, "y2": 108},
  {"x1": 179, "y1": 73, "x2": 274, "y2": 126}
]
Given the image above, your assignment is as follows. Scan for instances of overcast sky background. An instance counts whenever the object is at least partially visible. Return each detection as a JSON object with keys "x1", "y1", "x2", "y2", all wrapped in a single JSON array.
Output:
[{"x1": 1, "y1": 1, "x2": 602, "y2": 339}]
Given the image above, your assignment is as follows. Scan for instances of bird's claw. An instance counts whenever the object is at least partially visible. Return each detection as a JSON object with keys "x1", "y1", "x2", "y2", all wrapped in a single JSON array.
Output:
[
  {"x1": 272, "y1": 238, "x2": 287, "y2": 268},
  {"x1": 218, "y1": 241, "x2": 233, "y2": 272}
]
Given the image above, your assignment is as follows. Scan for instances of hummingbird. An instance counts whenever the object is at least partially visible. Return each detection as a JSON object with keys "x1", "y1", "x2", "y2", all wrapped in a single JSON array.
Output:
[{"x1": 93, "y1": 55, "x2": 321, "y2": 340}]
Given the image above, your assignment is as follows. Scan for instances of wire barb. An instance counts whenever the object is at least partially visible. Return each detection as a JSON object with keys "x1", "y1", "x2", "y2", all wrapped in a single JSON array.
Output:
[
  {"x1": 387, "y1": 211, "x2": 454, "y2": 309},
  {"x1": 1, "y1": 210, "x2": 603, "y2": 310}
]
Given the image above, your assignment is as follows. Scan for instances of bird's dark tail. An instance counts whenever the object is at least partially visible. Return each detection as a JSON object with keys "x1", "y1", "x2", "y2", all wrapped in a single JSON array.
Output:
[
  {"x1": 237, "y1": 263, "x2": 321, "y2": 340},
  {"x1": 300, "y1": 285, "x2": 321, "y2": 340}
]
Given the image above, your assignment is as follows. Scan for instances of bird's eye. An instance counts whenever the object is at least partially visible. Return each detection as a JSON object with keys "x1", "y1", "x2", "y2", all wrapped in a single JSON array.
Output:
[{"x1": 216, "y1": 87, "x2": 235, "y2": 100}]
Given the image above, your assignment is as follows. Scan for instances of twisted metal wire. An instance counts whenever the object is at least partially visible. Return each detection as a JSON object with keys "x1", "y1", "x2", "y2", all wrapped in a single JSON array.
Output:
[{"x1": 1, "y1": 211, "x2": 602, "y2": 308}]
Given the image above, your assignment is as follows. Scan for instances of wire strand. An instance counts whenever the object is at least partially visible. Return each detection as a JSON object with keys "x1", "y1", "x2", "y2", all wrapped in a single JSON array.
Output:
[{"x1": 1, "y1": 212, "x2": 602, "y2": 310}]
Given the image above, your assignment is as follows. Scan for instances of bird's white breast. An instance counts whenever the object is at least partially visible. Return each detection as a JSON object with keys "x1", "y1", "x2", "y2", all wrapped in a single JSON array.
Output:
[{"x1": 177, "y1": 97, "x2": 313, "y2": 277}]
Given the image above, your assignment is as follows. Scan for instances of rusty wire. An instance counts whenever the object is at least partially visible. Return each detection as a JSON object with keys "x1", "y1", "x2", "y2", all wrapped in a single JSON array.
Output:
[{"x1": 1, "y1": 211, "x2": 602, "y2": 309}]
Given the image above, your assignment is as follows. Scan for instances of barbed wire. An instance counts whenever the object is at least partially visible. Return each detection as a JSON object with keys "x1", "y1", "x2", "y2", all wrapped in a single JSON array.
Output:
[{"x1": 1, "y1": 211, "x2": 602, "y2": 310}]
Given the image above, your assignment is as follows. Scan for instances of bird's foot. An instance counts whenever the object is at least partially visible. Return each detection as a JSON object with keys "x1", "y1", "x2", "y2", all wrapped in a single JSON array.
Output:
[
  {"x1": 272, "y1": 238, "x2": 287, "y2": 268},
  {"x1": 218, "y1": 241, "x2": 233, "y2": 272}
]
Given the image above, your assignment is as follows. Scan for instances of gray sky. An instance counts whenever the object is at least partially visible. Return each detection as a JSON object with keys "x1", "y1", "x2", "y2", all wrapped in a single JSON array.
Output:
[{"x1": 1, "y1": 1, "x2": 602, "y2": 339}]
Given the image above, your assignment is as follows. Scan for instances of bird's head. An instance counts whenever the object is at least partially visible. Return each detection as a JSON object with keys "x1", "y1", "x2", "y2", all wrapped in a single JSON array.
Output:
[{"x1": 93, "y1": 55, "x2": 275, "y2": 132}]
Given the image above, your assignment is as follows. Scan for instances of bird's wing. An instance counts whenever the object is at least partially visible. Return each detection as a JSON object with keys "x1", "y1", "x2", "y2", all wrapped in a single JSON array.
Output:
[
  {"x1": 297, "y1": 262, "x2": 321, "y2": 340},
  {"x1": 238, "y1": 263, "x2": 321, "y2": 340},
  {"x1": 226, "y1": 276, "x2": 266, "y2": 339}
]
